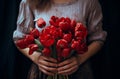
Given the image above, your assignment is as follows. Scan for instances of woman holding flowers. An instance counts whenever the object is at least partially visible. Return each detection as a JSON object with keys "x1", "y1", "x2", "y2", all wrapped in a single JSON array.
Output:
[{"x1": 13, "y1": 0, "x2": 107, "y2": 79}]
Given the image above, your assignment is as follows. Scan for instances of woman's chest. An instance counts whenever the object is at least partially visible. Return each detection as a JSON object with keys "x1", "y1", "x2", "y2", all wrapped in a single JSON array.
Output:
[
  {"x1": 33, "y1": 1, "x2": 88, "y2": 31},
  {"x1": 34, "y1": 3, "x2": 88, "y2": 23}
]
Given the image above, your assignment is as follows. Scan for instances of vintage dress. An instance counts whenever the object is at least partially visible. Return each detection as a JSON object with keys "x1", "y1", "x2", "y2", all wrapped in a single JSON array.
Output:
[{"x1": 13, "y1": 0, "x2": 107, "y2": 79}]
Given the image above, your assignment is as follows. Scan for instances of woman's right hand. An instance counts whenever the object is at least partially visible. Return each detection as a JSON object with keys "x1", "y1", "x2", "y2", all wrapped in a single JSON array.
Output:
[
  {"x1": 17, "y1": 48, "x2": 58, "y2": 76},
  {"x1": 36, "y1": 54, "x2": 58, "y2": 76}
]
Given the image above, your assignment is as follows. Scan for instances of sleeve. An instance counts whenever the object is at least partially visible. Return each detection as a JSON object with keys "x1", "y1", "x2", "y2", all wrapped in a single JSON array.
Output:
[
  {"x1": 13, "y1": 0, "x2": 34, "y2": 41},
  {"x1": 87, "y1": 0, "x2": 107, "y2": 43}
]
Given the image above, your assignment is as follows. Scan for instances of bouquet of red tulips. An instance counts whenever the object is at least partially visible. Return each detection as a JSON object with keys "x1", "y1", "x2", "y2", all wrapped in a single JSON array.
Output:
[{"x1": 16, "y1": 16, "x2": 88, "y2": 79}]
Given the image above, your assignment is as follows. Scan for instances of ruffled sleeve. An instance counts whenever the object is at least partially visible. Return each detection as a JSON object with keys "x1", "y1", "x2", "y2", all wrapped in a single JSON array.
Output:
[
  {"x1": 87, "y1": 0, "x2": 107, "y2": 43},
  {"x1": 13, "y1": 0, "x2": 34, "y2": 41}
]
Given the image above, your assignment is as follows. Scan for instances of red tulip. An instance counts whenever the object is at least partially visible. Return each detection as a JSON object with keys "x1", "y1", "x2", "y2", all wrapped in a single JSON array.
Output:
[
  {"x1": 71, "y1": 40, "x2": 80, "y2": 50},
  {"x1": 70, "y1": 20, "x2": 76, "y2": 31},
  {"x1": 39, "y1": 34, "x2": 54, "y2": 47},
  {"x1": 49, "y1": 25, "x2": 58, "y2": 38},
  {"x1": 77, "y1": 42, "x2": 88, "y2": 54},
  {"x1": 50, "y1": 16, "x2": 56, "y2": 22},
  {"x1": 63, "y1": 33, "x2": 72, "y2": 43},
  {"x1": 75, "y1": 23, "x2": 86, "y2": 31},
  {"x1": 42, "y1": 48, "x2": 51, "y2": 57},
  {"x1": 50, "y1": 16, "x2": 59, "y2": 22},
  {"x1": 80, "y1": 42, "x2": 88, "y2": 51},
  {"x1": 16, "y1": 39, "x2": 27, "y2": 49},
  {"x1": 37, "y1": 18, "x2": 46, "y2": 28},
  {"x1": 41, "y1": 27, "x2": 50, "y2": 34},
  {"x1": 49, "y1": 16, "x2": 59, "y2": 27},
  {"x1": 28, "y1": 44, "x2": 38, "y2": 55},
  {"x1": 49, "y1": 19, "x2": 56, "y2": 26},
  {"x1": 59, "y1": 22, "x2": 70, "y2": 32},
  {"x1": 24, "y1": 35, "x2": 34, "y2": 44},
  {"x1": 65, "y1": 17, "x2": 71, "y2": 24},
  {"x1": 75, "y1": 31, "x2": 82, "y2": 37},
  {"x1": 57, "y1": 39, "x2": 68, "y2": 48},
  {"x1": 70, "y1": 19, "x2": 76, "y2": 27},
  {"x1": 57, "y1": 28, "x2": 63, "y2": 38},
  {"x1": 30, "y1": 28, "x2": 40, "y2": 38},
  {"x1": 75, "y1": 23, "x2": 87, "y2": 38},
  {"x1": 61, "y1": 48, "x2": 71, "y2": 58},
  {"x1": 59, "y1": 17, "x2": 65, "y2": 22}
]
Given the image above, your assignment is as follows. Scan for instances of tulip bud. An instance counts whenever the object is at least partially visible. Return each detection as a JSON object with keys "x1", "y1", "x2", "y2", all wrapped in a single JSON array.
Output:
[{"x1": 37, "y1": 18, "x2": 46, "y2": 28}]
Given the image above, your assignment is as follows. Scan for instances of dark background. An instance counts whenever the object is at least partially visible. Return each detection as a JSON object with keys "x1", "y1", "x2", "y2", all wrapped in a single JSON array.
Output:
[{"x1": 0, "y1": 0, "x2": 119, "y2": 79}]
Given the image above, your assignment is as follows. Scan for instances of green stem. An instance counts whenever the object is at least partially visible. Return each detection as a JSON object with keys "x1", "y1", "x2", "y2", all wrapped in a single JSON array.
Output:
[
  {"x1": 58, "y1": 75, "x2": 63, "y2": 79},
  {"x1": 34, "y1": 39, "x2": 43, "y2": 50},
  {"x1": 64, "y1": 76, "x2": 66, "y2": 79},
  {"x1": 53, "y1": 75, "x2": 55, "y2": 79},
  {"x1": 66, "y1": 75, "x2": 69, "y2": 79},
  {"x1": 54, "y1": 74, "x2": 57, "y2": 79},
  {"x1": 51, "y1": 43, "x2": 57, "y2": 59},
  {"x1": 47, "y1": 76, "x2": 53, "y2": 79}
]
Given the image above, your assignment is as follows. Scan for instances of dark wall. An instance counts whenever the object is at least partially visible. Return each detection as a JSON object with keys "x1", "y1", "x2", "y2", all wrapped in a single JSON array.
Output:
[
  {"x1": 0, "y1": 0, "x2": 31, "y2": 79},
  {"x1": 91, "y1": 0, "x2": 120, "y2": 79},
  {"x1": 0, "y1": 0, "x2": 119, "y2": 79}
]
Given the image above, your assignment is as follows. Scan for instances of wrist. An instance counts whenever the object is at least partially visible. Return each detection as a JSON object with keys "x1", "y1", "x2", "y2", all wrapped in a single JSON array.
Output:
[
  {"x1": 18, "y1": 47, "x2": 41, "y2": 64},
  {"x1": 76, "y1": 53, "x2": 88, "y2": 65},
  {"x1": 76, "y1": 41, "x2": 103, "y2": 65},
  {"x1": 30, "y1": 51, "x2": 42, "y2": 64}
]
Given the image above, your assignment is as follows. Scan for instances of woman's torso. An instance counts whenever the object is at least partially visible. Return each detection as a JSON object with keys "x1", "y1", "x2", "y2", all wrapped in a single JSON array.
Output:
[{"x1": 32, "y1": 0, "x2": 90, "y2": 31}]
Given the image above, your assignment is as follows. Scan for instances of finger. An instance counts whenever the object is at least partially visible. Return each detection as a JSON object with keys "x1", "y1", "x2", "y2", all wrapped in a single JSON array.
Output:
[
  {"x1": 58, "y1": 61, "x2": 77, "y2": 71},
  {"x1": 40, "y1": 56, "x2": 57, "y2": 63},
  {"x1": 58, "y1": 65, "x2": 78, "y2": 75},
  {"x1": 47, "y1": 57, "x2": 58, "y2": 63},
  {"x1": 39, "y1": 67, "x2": 54, "y2": 76},
  {"x1": 58, "y1": 59, "x2": 72, "y2": 67},
  {"x1": 38, "y1": 59, "x2": 57, "y2": 67},
  {"x1": 39, "y1": 64, "x2": 57, "y2": 72},
  {"x1": 64, "y1": 68, "x2": 78, "y2": 75}
]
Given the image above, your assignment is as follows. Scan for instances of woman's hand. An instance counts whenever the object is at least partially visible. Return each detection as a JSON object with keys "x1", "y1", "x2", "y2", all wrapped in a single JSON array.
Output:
[
  {"x1": 57, "y1": 56, "x2": 81, "y2": 75},
  {"x1": 19, "y1": 49, "x2": 58, "y2": 76},
  {"x1": 36, "y1": 55, "x2": 58, "y2": 76},
  {"x1": 57, "y1": 41, "x2": 103, "y2": 75}
]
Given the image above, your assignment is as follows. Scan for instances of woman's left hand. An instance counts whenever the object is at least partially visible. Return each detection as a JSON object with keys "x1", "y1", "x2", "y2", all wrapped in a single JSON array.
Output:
[{"x1": 57, "y1": 56, "x2": 81, "y2": 75}]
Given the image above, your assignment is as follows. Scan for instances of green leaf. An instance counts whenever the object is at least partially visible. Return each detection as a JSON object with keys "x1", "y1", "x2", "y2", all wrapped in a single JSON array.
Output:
[{"x1": 34, "y1": 39, "x2": 43, "y2": 50}]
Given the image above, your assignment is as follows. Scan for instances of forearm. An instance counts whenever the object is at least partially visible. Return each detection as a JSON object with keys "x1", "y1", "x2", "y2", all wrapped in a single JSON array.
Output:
[
  {"x1": 17, "y1": 47, "x2": 41, "y2": 64},
  {"x1": 78, "y1": 41, "x2": 104, "y2": 64}
]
